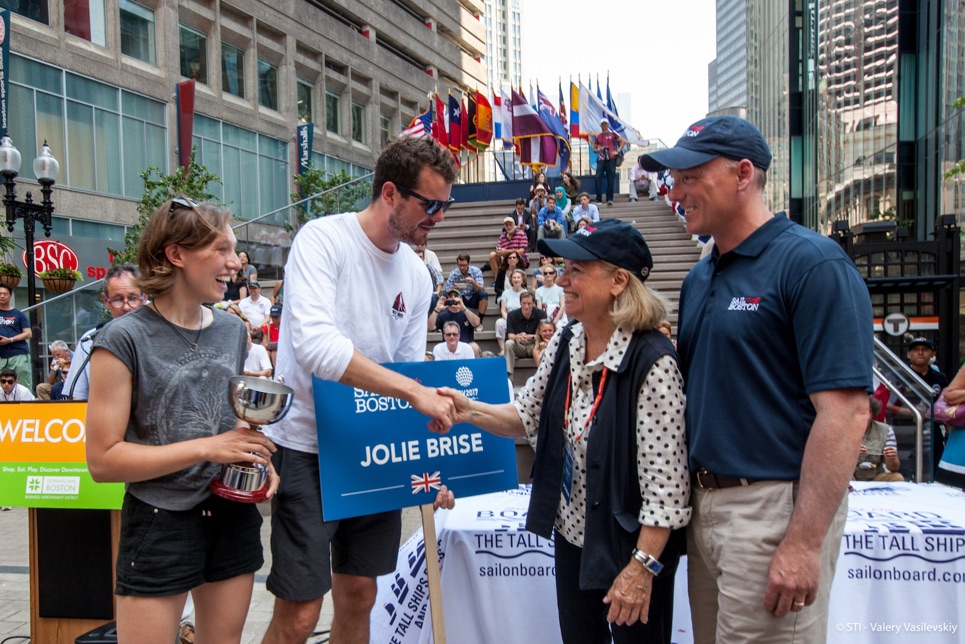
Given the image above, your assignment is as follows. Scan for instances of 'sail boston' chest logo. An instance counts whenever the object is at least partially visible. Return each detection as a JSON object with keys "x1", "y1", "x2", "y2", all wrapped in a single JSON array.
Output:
[{"x1": 728, "y1": 296, "x2": 761, "y2": 311}]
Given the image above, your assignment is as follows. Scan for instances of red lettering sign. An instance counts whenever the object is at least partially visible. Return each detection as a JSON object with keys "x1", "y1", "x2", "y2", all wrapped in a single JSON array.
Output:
[{"x1": 23, "y1": 240, "x2": 80, "y2": 277}]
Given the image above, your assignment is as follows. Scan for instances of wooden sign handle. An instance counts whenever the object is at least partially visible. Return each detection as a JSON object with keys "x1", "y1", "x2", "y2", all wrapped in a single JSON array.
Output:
[{"x1": 420, "y1": 504, "x2": 446, "y2": 644}]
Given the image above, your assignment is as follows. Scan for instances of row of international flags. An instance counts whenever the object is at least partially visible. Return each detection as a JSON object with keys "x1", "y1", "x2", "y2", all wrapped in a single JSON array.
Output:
[{"x1": 401, "y1": 78, "x2": 648, "y2": 171}]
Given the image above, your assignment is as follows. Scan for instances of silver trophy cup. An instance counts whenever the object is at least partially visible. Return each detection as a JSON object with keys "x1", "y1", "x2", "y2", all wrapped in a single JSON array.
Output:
[{"x1": 210, "y1": 375, "x2": 293, "y2": 503}]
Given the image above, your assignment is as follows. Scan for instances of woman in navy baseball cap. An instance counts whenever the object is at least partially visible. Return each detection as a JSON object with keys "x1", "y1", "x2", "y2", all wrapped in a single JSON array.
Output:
[{"x1": 440, "y1": 218, "x2": 688, "y2": 643}]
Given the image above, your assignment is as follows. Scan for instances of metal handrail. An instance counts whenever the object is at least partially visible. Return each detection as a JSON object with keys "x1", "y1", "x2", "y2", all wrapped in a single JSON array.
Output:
[
  {"x1": 873, "y1": 336, "x2": 935, "y2": 402},
  {"x1": 872, "y1": 336, "x2": 936, "y2": 482},
  {"x1": 19, "y1": 176, "x2": 375, "y2": 318},
  {"x1": 230, "y1": 172, "x2": 374, "y2": 231},
  {"x1": 872, "y1": 365, "x2": 924, "y2": 482},
  {"x1": 21, "y1": 277, "x2": 104, "y2": 313}
]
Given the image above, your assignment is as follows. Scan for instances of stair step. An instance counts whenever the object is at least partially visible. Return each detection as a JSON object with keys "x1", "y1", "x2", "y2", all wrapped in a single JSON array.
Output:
[{"x1": 423, "y1": 193, "x2": 700, "y2": 354}]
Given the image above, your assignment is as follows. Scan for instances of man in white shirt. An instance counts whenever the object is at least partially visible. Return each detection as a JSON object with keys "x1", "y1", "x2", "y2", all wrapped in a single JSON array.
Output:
[
  {"x1": 263, "y1": 136, "x2": 457, "y2": 644},
  {"x1": 629, "y1": 157, "x2": 657, "y2": 202},
  {"x1": 0, "y1": 367, "x2": 34, "y2": 401},
  {"x1": 432, "y1": 321, "x2": 475, "y2": 361},
  {"x1": 238, "y1": 280, "x2": 272, "y2": 328},
  {"x1": 244, "y1": 328, "x2": 273, "y2": 377}
]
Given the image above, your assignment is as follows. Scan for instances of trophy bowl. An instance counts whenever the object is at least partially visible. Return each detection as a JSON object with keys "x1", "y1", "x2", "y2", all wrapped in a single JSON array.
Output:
[{"x1": 210, "y1": 376, "x2": 294, "y2": 503}]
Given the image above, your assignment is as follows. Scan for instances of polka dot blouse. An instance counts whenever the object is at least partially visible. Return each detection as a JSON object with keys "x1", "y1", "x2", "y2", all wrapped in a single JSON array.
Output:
[{"x1": 513, "y1": 323, "x2": 691, "y2": 548}]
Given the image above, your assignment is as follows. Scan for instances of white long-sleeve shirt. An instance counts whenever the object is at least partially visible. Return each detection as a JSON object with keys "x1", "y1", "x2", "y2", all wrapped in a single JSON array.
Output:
[{"x1": 264, "y1": 213, "x2": 431, "y2": 453}]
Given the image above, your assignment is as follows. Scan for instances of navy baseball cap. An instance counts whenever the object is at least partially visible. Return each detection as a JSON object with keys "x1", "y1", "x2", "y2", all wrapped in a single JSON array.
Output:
[
  {"x1": 907, "y1": 337, "x2": 935, "y2": 351},
  {"x1": 640, "y1": 115, "x2": 772, "y2": 172},
  {"x1": 270, "y1": 304, "x2": 282, "y2": 316},
  {"x1": 537, "y1": 219, "x2": 653, "y2": 281}
]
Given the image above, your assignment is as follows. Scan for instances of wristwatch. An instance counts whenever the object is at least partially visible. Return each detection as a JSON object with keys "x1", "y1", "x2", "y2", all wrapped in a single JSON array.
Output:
[{"x1": 631, "y1": 548, "x2": 663, "y2": 576}]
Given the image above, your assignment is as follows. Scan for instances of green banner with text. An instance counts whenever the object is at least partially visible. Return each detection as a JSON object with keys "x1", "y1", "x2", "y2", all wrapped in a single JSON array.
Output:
[{"x1": 0, "y1": 401, "x2": 124, "y2": 509}]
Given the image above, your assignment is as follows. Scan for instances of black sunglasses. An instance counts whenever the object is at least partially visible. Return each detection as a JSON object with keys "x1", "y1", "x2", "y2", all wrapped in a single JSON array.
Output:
[
  {"x1": 1, "y1": 378, "x2": 15, "y2": 384},
  {"x1": 395, "y1": 184, "x2": 455, "y2": 216},
  {"x1": 169, "y1": 196, "x2": 199, "y2": 217}
]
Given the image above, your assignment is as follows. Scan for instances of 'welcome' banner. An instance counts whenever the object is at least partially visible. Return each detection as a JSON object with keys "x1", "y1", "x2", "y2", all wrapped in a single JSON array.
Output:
[{"x1": 0, "y1": 401, "x2": 124, "y2": 509}]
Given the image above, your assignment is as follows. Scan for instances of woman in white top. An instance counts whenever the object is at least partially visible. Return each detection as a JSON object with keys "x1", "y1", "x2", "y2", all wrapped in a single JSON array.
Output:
[
  {"x1": 536, "y1": 265, "x2": 565, "y2": 325},
  {"x1": 495, "y1": 269, "x2": 526, "y2": 355}
]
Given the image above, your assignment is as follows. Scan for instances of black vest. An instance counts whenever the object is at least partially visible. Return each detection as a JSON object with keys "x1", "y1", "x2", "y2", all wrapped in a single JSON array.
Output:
[{"x1": 526, "y1": 323, "x2": 684, "y2": 589}]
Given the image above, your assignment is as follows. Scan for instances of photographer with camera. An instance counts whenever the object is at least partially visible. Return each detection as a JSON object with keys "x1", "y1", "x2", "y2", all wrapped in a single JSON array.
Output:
[{"x1": 428, "y1": 288, "x2": 481, "y2": 357}]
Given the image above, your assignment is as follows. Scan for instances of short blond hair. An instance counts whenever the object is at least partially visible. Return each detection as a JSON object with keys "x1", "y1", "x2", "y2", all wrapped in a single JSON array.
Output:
[{"x1": 599, "y1": 260, "x2": 669, "y2": 333}]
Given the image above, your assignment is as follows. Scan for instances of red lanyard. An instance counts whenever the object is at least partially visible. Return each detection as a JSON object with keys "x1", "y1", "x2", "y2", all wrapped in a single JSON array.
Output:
[{"x1": 563, "y1": 367, "x2": 609, "y2": 442}]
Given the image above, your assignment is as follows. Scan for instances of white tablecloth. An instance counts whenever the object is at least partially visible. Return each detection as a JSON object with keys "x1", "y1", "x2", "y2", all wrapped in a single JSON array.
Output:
[
  {"x1": 827, "y1": 481, "x2": 965, "y2": 642},
  {"x1": 371, "y1": 486, "x2": 692, "y2": 643},
  {"x1": 372, "y1": 482, "x2": 965, "y2": 643}
]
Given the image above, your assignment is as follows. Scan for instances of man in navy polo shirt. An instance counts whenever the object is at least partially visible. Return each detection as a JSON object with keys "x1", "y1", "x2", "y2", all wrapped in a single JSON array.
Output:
[{"x1": 641, "y1": 116, "x2": 873, "y2": 643}]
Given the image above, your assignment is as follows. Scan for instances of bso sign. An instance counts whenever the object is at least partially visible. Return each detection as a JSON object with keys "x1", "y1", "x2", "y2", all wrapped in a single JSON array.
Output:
[{"x1": 23, "y1": 240, "x2": 79, "y2": 277}]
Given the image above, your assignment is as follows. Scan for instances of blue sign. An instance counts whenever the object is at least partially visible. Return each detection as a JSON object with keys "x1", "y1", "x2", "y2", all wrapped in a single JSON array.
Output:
[
  {"x1": 0, "y1": 10, "x2": 10, "y2": 139},
  {"x1": 313, "y1": 358, "x2": 517, "y2": 521},
  {"x1": 297, "y1": 123, "x2": 313, "y2": 175}
]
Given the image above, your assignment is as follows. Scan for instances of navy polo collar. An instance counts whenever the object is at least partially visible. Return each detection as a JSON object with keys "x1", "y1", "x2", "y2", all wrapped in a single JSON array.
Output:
[{"x1": 712, "y1": 212, "x2": 793, "y2": 261}]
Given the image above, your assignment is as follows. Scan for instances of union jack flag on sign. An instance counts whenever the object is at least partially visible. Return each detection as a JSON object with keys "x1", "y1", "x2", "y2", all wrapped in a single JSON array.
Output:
[{"x1": 410, "y1": 471, "x2": 442, "y2": 494}]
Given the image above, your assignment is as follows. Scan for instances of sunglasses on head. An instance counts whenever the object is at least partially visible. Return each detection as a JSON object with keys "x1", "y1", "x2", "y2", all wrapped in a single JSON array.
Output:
[
  {"x1": 169, "y1": 196, "x2": 199, "y2": 217},
  {"x1": 394, "y1": 184, "x2": 455, "y2": 216}
]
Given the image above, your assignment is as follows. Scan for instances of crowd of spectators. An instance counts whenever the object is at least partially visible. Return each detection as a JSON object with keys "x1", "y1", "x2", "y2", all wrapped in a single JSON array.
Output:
[{"x1": 412, "y1": 170, "x2": 648, "y2": 371}]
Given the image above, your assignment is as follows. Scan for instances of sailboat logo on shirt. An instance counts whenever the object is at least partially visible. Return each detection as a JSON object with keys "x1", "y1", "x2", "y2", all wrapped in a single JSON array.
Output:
[{"x1": 391, "y1": 292, "x2": 407, "y2": 320}]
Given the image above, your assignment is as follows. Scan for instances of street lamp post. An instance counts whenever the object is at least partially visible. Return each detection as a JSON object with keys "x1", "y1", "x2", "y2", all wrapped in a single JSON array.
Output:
[{"x1": 0, "y1": 136, "x2": 59, "y2": 388}]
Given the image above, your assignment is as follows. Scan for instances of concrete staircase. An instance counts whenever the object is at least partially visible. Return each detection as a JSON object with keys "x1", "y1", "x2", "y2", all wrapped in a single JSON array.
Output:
[{"x1": 425, "y1": 194, "x2": 703, "y2": 388}]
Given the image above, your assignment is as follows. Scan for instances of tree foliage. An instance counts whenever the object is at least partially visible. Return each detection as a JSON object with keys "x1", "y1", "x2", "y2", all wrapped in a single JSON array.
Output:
[
  {"x1": 289, "y1": 165, "x2": 371, "y2": 235},
  {"x1": 944, "y1": 97, "x2": 965, "y2": 181},
  {"x1": 109, "y1": 149, "x2": 222, "y2": 265},
  {"x1": 0, "y1": 235, "x2": 22, "y2": 274}
]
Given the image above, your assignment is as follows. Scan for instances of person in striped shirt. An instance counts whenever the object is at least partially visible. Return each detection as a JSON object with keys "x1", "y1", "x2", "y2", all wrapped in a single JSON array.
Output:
[{"x1": 489, "y1": 216, "x2": 531, "y2": 275}]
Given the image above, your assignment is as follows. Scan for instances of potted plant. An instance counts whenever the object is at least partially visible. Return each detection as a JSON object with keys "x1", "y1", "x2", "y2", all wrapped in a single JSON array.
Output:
[
  {"x1": 895, "y1": 217, "x2": 915, "y2": 239},
  {"x1": 0, "y1": 236, "x2": 22, "y2": 289},
  {"x1": 0, "y1": 262, "x2": 23, "y2": 290},
  {"x1": 37, "y1": 267, "x2": 83, "y2": 294}
]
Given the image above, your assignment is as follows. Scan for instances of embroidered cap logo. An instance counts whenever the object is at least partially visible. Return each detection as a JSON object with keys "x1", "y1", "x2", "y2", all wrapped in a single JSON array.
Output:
[{"x1": 684, "y1": 125, "x2": 704, "y2": 138}]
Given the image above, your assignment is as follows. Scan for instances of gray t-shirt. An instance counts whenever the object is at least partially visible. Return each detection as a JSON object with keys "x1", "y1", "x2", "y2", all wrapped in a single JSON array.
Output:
[{"x1": 94, "y1": 305, "x2": 247, "y2": 510}]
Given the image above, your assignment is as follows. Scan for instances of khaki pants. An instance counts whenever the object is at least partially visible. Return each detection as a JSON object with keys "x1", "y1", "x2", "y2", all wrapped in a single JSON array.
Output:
[
  {"x1": 688, "y1": 480, "x2": 847, "y2": 644},
  {"x1": 504, "y1": 339, "x2": 535, "y2": 375}
]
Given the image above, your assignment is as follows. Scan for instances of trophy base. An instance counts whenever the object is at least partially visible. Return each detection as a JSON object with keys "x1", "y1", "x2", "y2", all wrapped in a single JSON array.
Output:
[{"x1": 210, "y1": 477, "x2": 269, "y2": 504}]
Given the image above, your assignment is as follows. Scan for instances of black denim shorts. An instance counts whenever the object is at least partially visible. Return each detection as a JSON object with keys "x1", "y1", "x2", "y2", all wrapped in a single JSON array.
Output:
[
  {"x1": 115, "y1": 492, "x2": 264, "y2": 596},
  {"x1": 265, "y1": 445, "x2": 402, "y2": 602}
]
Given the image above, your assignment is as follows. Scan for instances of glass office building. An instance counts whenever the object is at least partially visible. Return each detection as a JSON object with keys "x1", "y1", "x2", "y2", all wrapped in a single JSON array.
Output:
[
  {"x1": 1, "y1": 0, "x2": 486, "y2": 352},
  {"x1": 745, "y1": 0, "x2": 963, "y2": 237}
]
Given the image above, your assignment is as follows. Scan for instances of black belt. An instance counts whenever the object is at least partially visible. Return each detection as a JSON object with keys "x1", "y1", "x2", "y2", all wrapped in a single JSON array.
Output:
[{"x1": 693, "y1": 468, "x2": 759, "y2": 490}]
